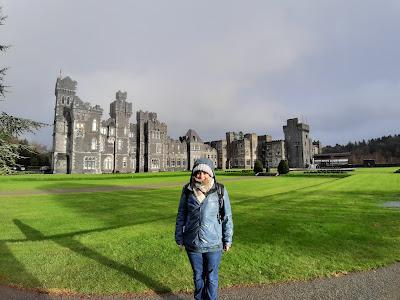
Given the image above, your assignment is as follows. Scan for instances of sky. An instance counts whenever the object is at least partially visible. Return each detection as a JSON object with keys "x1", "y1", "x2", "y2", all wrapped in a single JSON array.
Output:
[{"x1": 1, "y1": 0, "x2": 399, "y2": 148}]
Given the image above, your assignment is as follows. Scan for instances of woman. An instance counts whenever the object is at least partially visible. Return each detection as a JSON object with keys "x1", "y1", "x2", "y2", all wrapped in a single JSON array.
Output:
[{"x1": 175, "y1": 158, "x2": 233, "y2": 300}]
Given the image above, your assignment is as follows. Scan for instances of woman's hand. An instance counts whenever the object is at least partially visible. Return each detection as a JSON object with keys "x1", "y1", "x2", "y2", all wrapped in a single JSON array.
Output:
[{"x1": 223, "y1": 244, "x2": 231, "y2": 252}]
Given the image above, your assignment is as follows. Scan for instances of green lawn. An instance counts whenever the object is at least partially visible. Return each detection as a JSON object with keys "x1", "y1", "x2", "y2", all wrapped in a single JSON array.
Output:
[{"x1": 0, "y1": 168, "x2": 399, "y2": 295}]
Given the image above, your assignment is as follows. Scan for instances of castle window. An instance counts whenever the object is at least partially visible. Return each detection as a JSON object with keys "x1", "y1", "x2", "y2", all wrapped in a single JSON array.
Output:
[
  {"x1": 104, "y1": 157, "x2": 113, "y2": 170},
  {"x1": 124, "y1": 127, "x2": 127, "y2": 135},
  {"x1": 99, "y1": 137, "x2": 104, "y2": 152},
  {"x1": 84, "y1": 156, "x2": 96, "y2": 170},
  {"x1": 61, "y1": 96, "x2": 65, "y2": 104},
  {"x1": 66, "y1": 97, "x2": 70, "y2": 105},
  {"x1": 109, "y1": 128, "x2": 115, "y2": 136},
  {"x1": 92, "y1": 119, "x2": 97, "y2": 132},
  {"x1": 91, "y1": 138, "x2": 97, "y2": 150},
  {"x1": 117, "y1": 139, "x2": 123, "y2": 151},
  {"x1": 151, "y1": 159, "x2": 159, "y2": 169},
  {"x1": 123, "y1": 157, "x2": 127, "y2": 168},
  {"x1": 101, "y1": 127, "x2": 107, "y2": 135}
]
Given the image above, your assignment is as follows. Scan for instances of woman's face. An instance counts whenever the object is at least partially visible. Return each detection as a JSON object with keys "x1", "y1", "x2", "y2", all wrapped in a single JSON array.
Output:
[{"x1": 194, "y1": 171, "x2": 210, "y2": 182}]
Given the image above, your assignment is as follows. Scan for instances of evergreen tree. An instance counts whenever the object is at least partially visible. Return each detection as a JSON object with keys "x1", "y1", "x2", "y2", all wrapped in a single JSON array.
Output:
[
  {"x1": 323, "y1": 134, "x2": 400, "y2": 164},
  {"x1": 253, "y1": 159, "x2": 263, "y2": 174},
  {"x1": 277, "y1": 159, "x2": 289, "y2": 175}
]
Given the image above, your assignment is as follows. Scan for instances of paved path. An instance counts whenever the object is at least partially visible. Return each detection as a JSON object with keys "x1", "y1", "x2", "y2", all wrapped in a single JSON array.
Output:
[{"x1": 1, "y1": 262, "x2": 399, "y2": 300}]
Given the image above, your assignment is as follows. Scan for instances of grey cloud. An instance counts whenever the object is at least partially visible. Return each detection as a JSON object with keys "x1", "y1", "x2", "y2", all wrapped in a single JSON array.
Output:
[{"x1": 1, "y1": 0, "x2": 400, "y2": 148}]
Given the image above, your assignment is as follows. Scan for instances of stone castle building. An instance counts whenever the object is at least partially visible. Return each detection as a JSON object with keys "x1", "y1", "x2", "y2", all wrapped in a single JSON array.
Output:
[
  {"x1": 51, "y1": 76, "x2": 217, "y2": 174},
  {"x1": 206, "y1": 118, "x2": 315, "y2": 170},
  {"x1": 52, "y1": 76, "x2": 316, "y2": 174}
]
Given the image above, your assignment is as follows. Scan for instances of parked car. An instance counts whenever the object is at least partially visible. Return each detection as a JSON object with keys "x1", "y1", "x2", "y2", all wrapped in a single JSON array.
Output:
[
  {"x1": 12, "y1": 164, "x2": 26, "y2": 171},
  {"x1": 39, "y1": 166, "x2": 52, "y2": 174}
]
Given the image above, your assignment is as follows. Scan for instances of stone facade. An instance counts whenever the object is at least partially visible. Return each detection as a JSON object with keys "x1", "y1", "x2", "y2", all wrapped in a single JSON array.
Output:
[
  {"x1": 225, "y1": 132, "x2": 258, "y2": 169},
  {"x1": 206, "y1": 140, "x2": 227, "y2": 170},
  {"x1": 256, "y1": 135, "x2": 286, "y2": 168},
  {"x1": 51, "y1": 76, "x2": 216, "y2": 174},
  {"x1": 52, "y1": 76, "x2": 315, "y2": 173},
  {"x1": 220, "y1": 132, "x2": 286, "y2": 169}
]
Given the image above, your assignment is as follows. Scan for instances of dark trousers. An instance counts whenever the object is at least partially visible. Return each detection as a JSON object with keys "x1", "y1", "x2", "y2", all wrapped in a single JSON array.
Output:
[{"x1": 186, "y1": 250, "x2": 222, "y2": 300}]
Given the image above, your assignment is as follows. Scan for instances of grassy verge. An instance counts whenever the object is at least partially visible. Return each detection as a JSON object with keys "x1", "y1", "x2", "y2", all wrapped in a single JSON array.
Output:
[{"x1": 0, "y1": 168, "x2": 399, "y2": 295}]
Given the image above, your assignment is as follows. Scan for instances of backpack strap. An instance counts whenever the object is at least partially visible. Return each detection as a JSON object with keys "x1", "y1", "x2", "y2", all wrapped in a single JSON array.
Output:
[
  {"x1": 216, "y1": 182, "x2": 225, "y2": 223},
  {"x1": 183, "y1": 183, "x2": 190, "y2": 221}
]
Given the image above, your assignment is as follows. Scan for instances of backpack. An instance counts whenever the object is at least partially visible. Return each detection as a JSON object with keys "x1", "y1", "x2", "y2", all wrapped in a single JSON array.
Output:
[{"x1": 183, "y1": 182, "x2": 225, "y2": 223}]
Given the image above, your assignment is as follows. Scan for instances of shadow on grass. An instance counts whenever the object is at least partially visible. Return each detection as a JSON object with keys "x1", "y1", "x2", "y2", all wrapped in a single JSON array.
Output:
[
  {"x1": 2, "y1": 216, "x2": 172, "y2": 243},
  {"x1": 35, "y1": 182, "x2": 182, "y2": 230},
  {"x1": 0, "y1": 241, "x2": 51, "y2": 298},
  {"x1": 13, "y1": 219, "x2": 181, "y2": 299}
]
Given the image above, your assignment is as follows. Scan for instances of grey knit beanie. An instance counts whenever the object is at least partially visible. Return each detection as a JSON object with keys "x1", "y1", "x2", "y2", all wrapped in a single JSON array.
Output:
[{"x1": 192, "y1": 158, "x2": 215, "y2": 178}]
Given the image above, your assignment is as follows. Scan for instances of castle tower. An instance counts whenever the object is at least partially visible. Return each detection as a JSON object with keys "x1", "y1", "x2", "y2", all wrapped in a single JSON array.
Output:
[
  {"x1": 244, "y1": 133, "x2": 258, "y2": 168},
  {"x1": 52, "y1": 76, "x2": 77, "y2": 173},
  {"x1": 109, "y1": 91, "x2": 133, "y2": 173},
  {"x1": 283, "y1": 118, "x2": 312, "y2": 168},
  {"x1": 136, "y1": 111, "x2": 154, "y2": 172}
]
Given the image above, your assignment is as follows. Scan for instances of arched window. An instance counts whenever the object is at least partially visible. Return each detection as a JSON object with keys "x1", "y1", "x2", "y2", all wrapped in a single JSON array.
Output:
[
  {"x1": 123, "y1": 157, "x2": 127, "y2": 168},
  {"x1": 84, "y1": 156, "x2": 96, "y2": 170},
  {"x1": 66, "y1": 97, "x2": 70, "y2": 105},
  {"x1": 61, "y1": 96, "x2": 65, "y2": 104},
  {"x1": 91, "y1": 138, "x2": 97, "y2": 150},
  {"x1": 104, "y1": 157, "x2": 113, "y2": 170},
  {"x1": 92, "y1": 119, "x2": 97, "y2": 132},
  {"x1": 117, "y1": 139, "x2": 123, "y2": 151}
]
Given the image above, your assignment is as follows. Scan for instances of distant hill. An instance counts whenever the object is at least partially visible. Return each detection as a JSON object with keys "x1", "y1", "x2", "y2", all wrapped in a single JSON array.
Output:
[{"x1": 323, "y1": 134, "x2": 400, "y2": 164}]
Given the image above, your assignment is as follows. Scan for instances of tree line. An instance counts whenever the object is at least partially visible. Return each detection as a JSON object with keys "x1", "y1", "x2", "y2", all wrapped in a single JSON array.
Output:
[{"x1": 323, "y1": 134, "x2": 400, "y2": 164}]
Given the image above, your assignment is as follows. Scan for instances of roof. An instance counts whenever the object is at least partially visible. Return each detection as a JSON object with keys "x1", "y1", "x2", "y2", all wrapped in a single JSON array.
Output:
[
  {"x1": 314, "y1": 152, "x2": 351, "y2": 158},
  {"x1": 184, "y1": 129, "x2": 203, "y2": 143}
]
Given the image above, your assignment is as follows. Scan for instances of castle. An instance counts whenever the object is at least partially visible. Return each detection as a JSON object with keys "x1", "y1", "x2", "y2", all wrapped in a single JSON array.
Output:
[{"x1": 52, "y1": 76, "x2": 318, "y2": 174}]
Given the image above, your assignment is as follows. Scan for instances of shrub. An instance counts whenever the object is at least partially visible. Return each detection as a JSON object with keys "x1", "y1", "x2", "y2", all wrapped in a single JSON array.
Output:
[
  {"x1": 278, "y1": 160, "x2": 290, "y2": 175},
  {"x1": 253, "y1": 160, "x2": 263, "y2": 174}
]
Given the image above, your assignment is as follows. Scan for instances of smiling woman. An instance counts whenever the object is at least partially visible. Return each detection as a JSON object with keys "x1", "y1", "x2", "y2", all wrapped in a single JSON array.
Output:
[{"x1": 176, "y1": 158, "x2": 233, "y2": 300}]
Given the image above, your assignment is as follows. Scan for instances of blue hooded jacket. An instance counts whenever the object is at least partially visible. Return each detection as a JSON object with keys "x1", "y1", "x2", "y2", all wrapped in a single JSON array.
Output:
[{"x1": 175, "y1": 158, "x2": 233, "y2": 253}]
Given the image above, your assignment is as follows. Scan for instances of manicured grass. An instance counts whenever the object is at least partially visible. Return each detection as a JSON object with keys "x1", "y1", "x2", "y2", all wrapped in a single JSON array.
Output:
[{"x1": 0, "y1": 168, "x2": 399, "y2": 295}]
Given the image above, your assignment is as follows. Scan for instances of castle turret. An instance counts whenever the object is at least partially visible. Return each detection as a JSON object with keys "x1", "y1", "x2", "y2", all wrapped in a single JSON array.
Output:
[
  {"x1": 52, "y1": 76, "x2": 77, "y2": 173},
  {"x1": 283, "y1": 118, "x2": 312, "y2": 168},
  {"x1": 109, "y1": 91, "x2": 133, "y2": 173}
]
